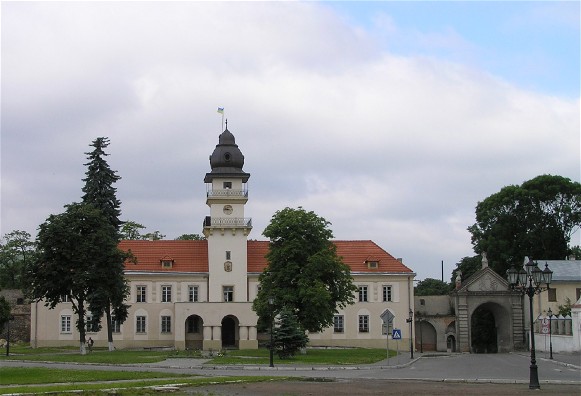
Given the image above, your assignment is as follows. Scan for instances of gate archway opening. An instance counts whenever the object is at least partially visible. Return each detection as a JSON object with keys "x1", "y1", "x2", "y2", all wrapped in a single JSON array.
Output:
[
  {"x1": 221, "y1": 315, "x2": 239, "y2": 348},
  {"x1": 185, "y1": 314, "x2": 204, "y2": 350},
  {"x1": 416, "y1": 320, "x2": 438, "y2": 351},
  {"x1": 470, "y1": 302, "x2": 510, "y2": 353}
]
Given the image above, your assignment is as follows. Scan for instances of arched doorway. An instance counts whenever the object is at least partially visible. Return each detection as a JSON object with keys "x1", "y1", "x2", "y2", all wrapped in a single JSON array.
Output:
[
  {"x1": 446, "y1": 321, "x2": 456, "y2": 352},
  {"x1": 185, "y1": 315, "x2": 204, "y2": 350},
  {"x1": 221, "y1": 315, "x2": 239, "y2": 348},
  {"x1": 416, "y1": 320, "x2": 437, "y2": 351},
  {"x1": 470, "y1": 302, "x2": 510, "y2": 353}
]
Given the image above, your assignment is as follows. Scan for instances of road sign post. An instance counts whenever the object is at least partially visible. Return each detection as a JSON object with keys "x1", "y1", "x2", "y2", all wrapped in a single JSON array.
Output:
[{"x1": 380, "y1": 309, "x2": 395, "y2": 363}]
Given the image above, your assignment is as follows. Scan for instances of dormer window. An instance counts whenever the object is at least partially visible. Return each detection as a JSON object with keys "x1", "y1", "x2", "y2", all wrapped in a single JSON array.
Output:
[
  {"x1": 161, "y1": 257, "x2": 174, "y2": 269},
  {"x1": 367, "y1": 261, "x2": 379, "y2": 269}
]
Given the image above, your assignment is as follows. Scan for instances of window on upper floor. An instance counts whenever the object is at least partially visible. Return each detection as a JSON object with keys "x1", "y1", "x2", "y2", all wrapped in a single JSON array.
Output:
[
  {"x1": 367, "y1": 261, "x2": 378, "y2": 269},
  {"x1": 223, "y1": 286, "x2": 234, "y2": 302},
  {"x1": 189, "y1": 285, "x2": 199, "y2": 302},
  {"x1": 382, "y1": 285, "x2": 392, "y2": 302},
  {"x1": 162, "y1": 285, "x2": 172, "y2": 303},
  {"x1": 161, "y1": 259, "x2": 173, "y2": 269},
  {"x1": 86, "y1": 315, "x2": 99, "y2": 333},
  {"x1": 223, "y1": 182, "x2": 232, "y2": 189},
  {"x1": 136, "y1": 285, "x2": 147, "y2": 303},
  {"x1": 547, "y1": 288, "x2": 557, "y2": 302},
  {"x1": 359, "y1": 286, "x2": 368, "y2": 302},
  {"x1": 226, "y1": 251, "x2": 231, "y2": 260}
]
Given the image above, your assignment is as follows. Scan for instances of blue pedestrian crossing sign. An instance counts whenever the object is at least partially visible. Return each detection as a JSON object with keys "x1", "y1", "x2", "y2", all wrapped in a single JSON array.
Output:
[{"x1": 392, "y1": 329, "x2": 402, "y2": 340}]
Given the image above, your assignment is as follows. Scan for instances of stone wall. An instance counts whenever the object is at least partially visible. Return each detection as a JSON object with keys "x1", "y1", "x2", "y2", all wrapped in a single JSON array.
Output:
[{"x1": 0, "y1": 289, "x2": 31, "y2": 342}]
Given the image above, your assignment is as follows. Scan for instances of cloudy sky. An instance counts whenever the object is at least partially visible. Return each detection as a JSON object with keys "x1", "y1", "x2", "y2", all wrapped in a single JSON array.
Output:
[{"x1": 2, "y1": 1, "x2": 579, "y2": 282}]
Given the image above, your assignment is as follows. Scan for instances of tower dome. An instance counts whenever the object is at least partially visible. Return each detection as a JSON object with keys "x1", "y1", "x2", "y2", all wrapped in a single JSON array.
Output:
[{"x1": 204, "y1": 128, "x2": 250, "y2": 183}]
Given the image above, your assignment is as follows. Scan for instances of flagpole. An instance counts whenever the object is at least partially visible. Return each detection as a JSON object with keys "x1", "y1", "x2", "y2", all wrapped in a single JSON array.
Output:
[{"x1": 217, "y1": 107, "x2": 225, "y2": 131}]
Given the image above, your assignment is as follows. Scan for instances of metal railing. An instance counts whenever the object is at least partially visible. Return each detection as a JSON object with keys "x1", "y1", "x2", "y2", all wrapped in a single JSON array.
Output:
[
  {"x1": 206, "y1": 189, "x2": 248, "y2": 198},
  {"x1": 203, "y1": 216, "x2": 252, "y2": 228}
]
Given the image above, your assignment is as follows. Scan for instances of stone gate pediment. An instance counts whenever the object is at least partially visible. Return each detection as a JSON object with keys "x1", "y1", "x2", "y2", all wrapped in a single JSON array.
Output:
[{"x1": 460, "y1": 267, "x2": 509, "y2": 293}]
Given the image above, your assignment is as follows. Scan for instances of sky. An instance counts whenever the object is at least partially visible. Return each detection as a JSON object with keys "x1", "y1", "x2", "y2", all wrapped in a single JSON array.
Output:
[{"x1": 1, "y1": 1, "x2": 579, "y2": 282}]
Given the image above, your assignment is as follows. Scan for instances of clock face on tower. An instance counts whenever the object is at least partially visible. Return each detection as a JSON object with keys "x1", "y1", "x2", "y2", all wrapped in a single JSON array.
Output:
[{"x1": 223, "y1": 205, "x2": 233, "y2": 215}]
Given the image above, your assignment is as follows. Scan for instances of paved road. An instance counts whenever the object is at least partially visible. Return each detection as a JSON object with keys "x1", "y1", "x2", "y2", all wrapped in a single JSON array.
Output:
[{"x1": 2, "y1": 352, "x2": 579, "y2": 385}]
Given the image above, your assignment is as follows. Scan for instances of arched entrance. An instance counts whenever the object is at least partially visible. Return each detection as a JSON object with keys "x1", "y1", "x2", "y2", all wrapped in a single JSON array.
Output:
[
  {"x1": 221, "y1": 315, "x2": 239, "y2": 348},
  {"x1": 446, "y1": 321, "x2": 456, "y2": 352},
  {"x1": 470, "y1": 302, "x2": 510, "y2": 353},
  {"x1": 185, "y1": 314, "x2": 204, "y2": 350},
  {"x1": 416, "y1": 320, "x2": 437, "y2": 351}
]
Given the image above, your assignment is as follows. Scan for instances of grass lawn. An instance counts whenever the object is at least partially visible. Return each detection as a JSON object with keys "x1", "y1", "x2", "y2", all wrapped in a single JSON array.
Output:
[{"x1": 208, "y1": 347, "x2": 395, "y2": 365}]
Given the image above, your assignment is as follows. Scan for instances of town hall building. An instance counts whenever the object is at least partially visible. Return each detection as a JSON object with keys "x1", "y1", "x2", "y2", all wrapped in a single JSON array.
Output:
[{"x1": 30, "y1": 128, "x2": 416, "y2": 350}]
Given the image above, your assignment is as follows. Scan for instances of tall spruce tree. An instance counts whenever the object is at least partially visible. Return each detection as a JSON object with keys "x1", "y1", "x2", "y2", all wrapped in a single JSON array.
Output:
[{"x1": 82, "y1": 137, "x2": 129, "y2": 351}]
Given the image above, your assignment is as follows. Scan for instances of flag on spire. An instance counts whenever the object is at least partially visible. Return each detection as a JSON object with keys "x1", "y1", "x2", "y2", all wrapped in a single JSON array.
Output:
[{"x1": 217, "y1": 107, "x2": 224, "y2": 114}]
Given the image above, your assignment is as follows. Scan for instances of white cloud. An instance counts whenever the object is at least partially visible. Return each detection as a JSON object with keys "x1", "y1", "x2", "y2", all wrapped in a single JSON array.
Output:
[{"x1": 1, "y1": 2, "x2": 578, "y2": 281}]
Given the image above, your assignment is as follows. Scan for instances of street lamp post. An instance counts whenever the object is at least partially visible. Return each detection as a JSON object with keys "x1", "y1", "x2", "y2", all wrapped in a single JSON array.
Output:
[
  {"x1": 417, "y1": 316, "x2": 424, "y2": 354},
  {"x1": 406, "y1": 309, "x2": 414, "y2": 359},
  {"x1": 547, "y1": 307, "x2": 553, "y2": 360},
  {"x1": 506, "y1": 258, "x2": 553, "y2": 390},
  {"x1": 268, "y1": 297, "x2": 274, "y2": 368}
]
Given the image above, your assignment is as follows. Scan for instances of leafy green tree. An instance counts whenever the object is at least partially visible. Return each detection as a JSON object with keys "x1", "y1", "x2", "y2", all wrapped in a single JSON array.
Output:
[
  {"x1": 272, "y1": 306, "x2": 308, "y2": 359},
  {"x1": 0, "y1": 231, "x2": 36, "y2": 289},
  {"x1": 570, "y1": 246, "x2": 581, "y2": 260},
  {"x1": 0, "y1": 295, "x2": 11, "y2": 333},
  {"x1": 175, "y1": 234, "x2": 205, "y2": 240},
  {"x1": 81, "y1": 137, "x2": 130, "y2": 351},
  {"x1": 468, "y1": 175, "x2": 581, "y2": 276},
  {"x1": 253, "y1": 207, "x2": 357, "y2": 334},
  {"x1": 415, "y1": 278, "x2": 450, "y2": 296},
  {"x1": 120, "y1": 221, "x2": 146, "y2": 240},
  {"x1": 26, "y1": 203, "x2": 122, "y2": 354},
  {"x1": 141, "y1": 231, "x2": 165, "y2": 240}
]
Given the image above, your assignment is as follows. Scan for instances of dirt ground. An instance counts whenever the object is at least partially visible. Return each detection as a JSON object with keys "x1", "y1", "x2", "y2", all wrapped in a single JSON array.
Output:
[{"x1": 182, "y1": 379, "x2": 579, "y2": 395}]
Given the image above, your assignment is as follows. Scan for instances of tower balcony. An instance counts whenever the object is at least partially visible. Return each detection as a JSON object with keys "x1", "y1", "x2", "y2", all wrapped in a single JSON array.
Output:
[
  {"x1": 206, "y1": 189, "x2": 248, "y2": 205},
  {"x1": 202, "y1": 216, "x2": 252, "y2": 236}
]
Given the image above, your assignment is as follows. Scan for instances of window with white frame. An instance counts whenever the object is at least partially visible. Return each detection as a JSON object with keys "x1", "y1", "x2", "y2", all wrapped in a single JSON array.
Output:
[
  {"x1": 112, "y1": 319, "x2": 121, "y2": 333},
  {"x1": 334, "y1": 315, "x2": 344, "y2": 333},
  {"x1": 358, "y1": 315, "x2": 369, "y2": 332},
  {"x1": 136, "y1": 316, "x2": 147, "y2": 333},
  {"x1": 61, "y1": 315, "x2": 71, "y2": 333},
  {"x1": 161, "y1": 316, "x2": 172, "y2": 333},
  {"x1": 382, "y1": 285, "x2": 392, "y2": 302},
  {"x1": 136, "y1": 285, "x2": 146, "y2": 303},
  {"x1": 162, "y1": 285, "x2": 172, "y2": 302},
  {"x1": 359, "y1": 286, "x2": 368, "y2": 302},
  {"x1": 61, "y1": 295, "x2": 70, "y2": 303},
  {"x1": 188, "y1": 285, "x2": 199, "y2": 302},
  {"x1": 223, "y1": 286, "x2": 234, "y2": 302}
]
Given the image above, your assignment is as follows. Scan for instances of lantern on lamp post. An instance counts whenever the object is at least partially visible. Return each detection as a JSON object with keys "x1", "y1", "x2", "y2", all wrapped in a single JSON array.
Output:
[{"x1": 506, "y1": 258, "x2": 553, "y2": 390}]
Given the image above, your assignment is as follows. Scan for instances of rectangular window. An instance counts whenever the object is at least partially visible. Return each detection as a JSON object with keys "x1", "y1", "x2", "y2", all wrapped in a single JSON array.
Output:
[
  {"x1": 223, "y1": 181, "x2": 232, "y2": 189},
  {"x1": 136, "y1": 286, "x2": 146, "y2": 303},
  {"x1": 136, "y1": 316, "x2": 146, "y2": 333},
  {"x1": 112, "y1": 319, "x2": 121, "y2": 333},
  {"x1": 333, "y1": 315, "x2": 344, "y2": 333},
  {"x1": 187, "y1": 316, "x2": 201, "y2": 333},
  {"x1": 547, "y1": 288, "x2": 557, "y2": 302},
  {"x1": 358, "y1": 315, "x2": 369, "y2": 333},
  {"x1": 61, "y1": 295, "x2": 70, "y2": 303},
  {"x1": 359, "y1": 286, "x2": 368, "y2": 302},
  {"x1": 223, "y1": 286, "x2": 234, "y2": 302},
  {"x1": 162, "y1": 285, "x2": 172, "y2": 302},
  {"x1": 188, "y1": 285, "x2": 199, "y2": 302},
  {"x1": 161, "y1": 316, "x2": 172, "y2": 333},
  {"x1": 382, "y1": 285, "x2": 392, "y2": 302},
  {"x1": 61, "y1": 315, "x2": 71, "y2": 333},
  {"x1": 226, "y1": 251, "x2": 231, "y2": 260},
  {"x1": 367, "y1": 261, "x2": 378, "y2": 269}
]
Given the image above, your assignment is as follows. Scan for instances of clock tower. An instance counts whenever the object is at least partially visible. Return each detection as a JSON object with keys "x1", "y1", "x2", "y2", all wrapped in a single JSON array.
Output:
[{"x1": 203, "y1": 127, "x2": 251, "y2": 302}]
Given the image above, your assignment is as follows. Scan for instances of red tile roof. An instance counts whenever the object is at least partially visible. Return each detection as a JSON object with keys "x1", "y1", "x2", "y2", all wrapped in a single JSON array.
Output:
[
  {"x1": 119, "y1": 240, "x2": 208, "y2": 273},
  {"x1": 119, "y1": 239, "x2": 413, "y2": 274}
]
